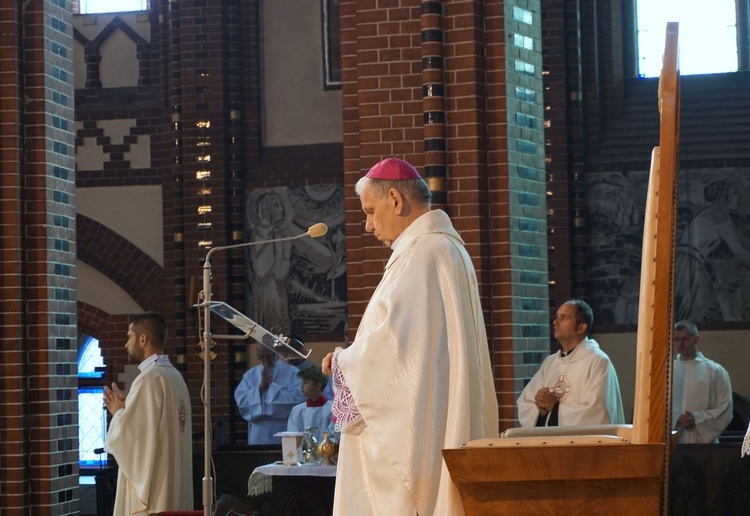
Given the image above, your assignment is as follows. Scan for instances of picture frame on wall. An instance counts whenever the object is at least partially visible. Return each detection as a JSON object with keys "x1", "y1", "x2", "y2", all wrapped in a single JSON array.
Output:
[{"x1": 321, "y1": 0, "x2": 341, "y2": 89}]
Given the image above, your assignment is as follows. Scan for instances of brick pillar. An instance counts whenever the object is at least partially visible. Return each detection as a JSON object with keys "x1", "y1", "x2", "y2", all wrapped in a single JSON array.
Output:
[
  {"x1": 421, "y1": 1, "x2": 448, "y2": 207},
  {"x1": 0, "y1": 0, "x2": 79, "y2": 513},
  {"x1": 483, "y1": 0, "x2": 549, "y2": 428},
  {"x1": 340, "y1": 0, "x2": 549, "y2": 430},
  {"x1": 543, "y1": 0, "x2": 590, "y2": 311},
  {"x1": 161, "y1": 0, "x2": 250, "y2": 447}
]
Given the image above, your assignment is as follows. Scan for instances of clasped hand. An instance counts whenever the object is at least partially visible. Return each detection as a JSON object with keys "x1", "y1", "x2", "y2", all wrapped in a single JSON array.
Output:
[
  {"x1": 259, "y1": 363, "x2": 273, "y2": 391},
  {"x1": 676, "y1": 411, "x2": 695, "y2": 430},
  {"x1": 534, "y1": 388, "x2": 560, "y2": 416},
  {"x1": 103, "y1": 383, "x2": 126, "y2": 416}
]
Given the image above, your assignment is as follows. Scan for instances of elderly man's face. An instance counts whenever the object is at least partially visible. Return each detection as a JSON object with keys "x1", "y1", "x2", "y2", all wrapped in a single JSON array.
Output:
[{"x1": 360, "y1": 186, "x2": 402, "y2": 247}]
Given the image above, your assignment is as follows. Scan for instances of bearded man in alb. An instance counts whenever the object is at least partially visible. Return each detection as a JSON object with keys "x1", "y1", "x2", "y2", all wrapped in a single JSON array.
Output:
[{"x1": 104, "y1": 312, "x2": 193, "y2": 515}]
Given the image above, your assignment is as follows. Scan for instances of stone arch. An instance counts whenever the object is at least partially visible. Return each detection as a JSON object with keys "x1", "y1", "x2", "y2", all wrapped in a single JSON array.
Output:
[{"x1": 77, "y1": 213, "x2": 163, "y2": 312}]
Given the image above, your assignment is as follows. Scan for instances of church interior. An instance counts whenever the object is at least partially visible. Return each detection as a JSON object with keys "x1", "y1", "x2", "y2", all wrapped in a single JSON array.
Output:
[{"x1": 1, "y1": 0, "x2": 750, "y2": 513}]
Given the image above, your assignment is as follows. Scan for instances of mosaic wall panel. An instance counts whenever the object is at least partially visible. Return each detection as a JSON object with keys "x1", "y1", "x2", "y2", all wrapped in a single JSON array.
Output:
[
  {"x1": 587, "y1": 168, "x2": 750, "y2": 325},
  {"x1": 245, "y1": 184, "x2": 346, "y2": 336}
]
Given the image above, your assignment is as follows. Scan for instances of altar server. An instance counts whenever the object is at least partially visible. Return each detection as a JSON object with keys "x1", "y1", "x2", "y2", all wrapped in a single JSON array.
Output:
[
  {"x1": 287, "y1": 365, "x2": 335, "y2": 442},
  {"x1": 235, "y1": 342, "x2": 306, "y2": 444}
]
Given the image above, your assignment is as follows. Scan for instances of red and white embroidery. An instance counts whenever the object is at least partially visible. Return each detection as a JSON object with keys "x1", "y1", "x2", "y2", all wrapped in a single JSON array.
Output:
[{"x1": 331, "y1": 348, "x2": 361, "y2": 432}]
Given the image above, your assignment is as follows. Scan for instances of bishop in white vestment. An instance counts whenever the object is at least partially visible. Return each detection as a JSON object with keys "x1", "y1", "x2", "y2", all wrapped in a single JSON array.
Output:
[{"x1": 323, "y1": 158, "x2": 498, "y2": 516}]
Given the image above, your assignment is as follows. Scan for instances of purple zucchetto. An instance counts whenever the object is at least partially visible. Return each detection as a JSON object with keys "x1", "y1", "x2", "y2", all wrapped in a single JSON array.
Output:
[{"x1": 365, "y1": 157, "x2": 423, "y2": 180}]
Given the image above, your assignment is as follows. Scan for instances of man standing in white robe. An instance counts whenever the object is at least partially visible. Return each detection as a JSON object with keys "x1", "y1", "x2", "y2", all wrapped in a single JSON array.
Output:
[
  {"x1": 517, "y1": 299, "x2": 625, "y2": 427},
  {"x1": 672, "y1": 320, "x2": 733, "y2": 444},
  {"x1": 322, "y1": 157, "x2": 498, "y2": 516},
  {"x1": 235, "y1": 342, "x2": 306, "y2": 444},
  {"x1": 103, "y1": 312, "x2": 193, "y2": 515}
]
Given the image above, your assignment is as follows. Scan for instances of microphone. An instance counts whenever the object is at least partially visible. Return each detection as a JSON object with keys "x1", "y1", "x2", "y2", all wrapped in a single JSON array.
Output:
[
  {"x1": 308, "y1": 222, "x2": 328, "y2": 238},
  {"x1": 204, "y1": 222, "x2": 329, "y2": 260},
  {"x1": 197, "y1": 220, "x2": 328, "y2": 514}
]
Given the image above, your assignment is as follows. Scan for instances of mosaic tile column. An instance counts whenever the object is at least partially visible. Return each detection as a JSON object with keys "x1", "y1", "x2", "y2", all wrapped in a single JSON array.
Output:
[{"x1": 0, "y1": 0, "x2": 79, "y2": 513}]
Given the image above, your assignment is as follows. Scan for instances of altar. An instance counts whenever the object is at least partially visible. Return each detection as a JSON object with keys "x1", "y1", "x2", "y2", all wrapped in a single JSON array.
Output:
[{"x1": 249, "y1": 463, "x2": 336, "y2": 516}]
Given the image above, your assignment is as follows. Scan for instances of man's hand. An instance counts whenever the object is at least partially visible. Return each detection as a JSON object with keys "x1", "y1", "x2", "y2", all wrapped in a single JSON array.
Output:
[
  {"x1": 103, "y1": 383, "x2": 126, "y2": 416},
  {"x1": 534, "y1": 388, "x2": 559, "y2": 416},
  {"x1": 676, "y1": 411, "x2": 695, "y2": 430},
  {"x1": 259, "y1": 363, "x2": 273, "y2": 391},
  {"x1": 321, "y1": 347, "x2": 342, "y2": 376}
]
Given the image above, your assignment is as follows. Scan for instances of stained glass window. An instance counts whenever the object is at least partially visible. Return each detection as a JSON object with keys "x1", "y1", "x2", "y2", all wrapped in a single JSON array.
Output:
[{"x1": 78, "y1": 336, "x2": 107, "y2": 468}]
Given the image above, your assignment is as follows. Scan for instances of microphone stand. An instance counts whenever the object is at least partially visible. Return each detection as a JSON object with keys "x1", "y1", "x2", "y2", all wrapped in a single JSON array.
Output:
[{"x1": 199, "y1": 224, "x2": 327, "y2": 516}]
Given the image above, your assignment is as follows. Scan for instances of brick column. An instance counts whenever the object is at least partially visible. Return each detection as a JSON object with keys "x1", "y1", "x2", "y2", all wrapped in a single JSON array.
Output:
[
  {"x1": 543, "y1": 0, "x2": 592, "y2": 311},
  {"x1": 0, "y1": 0, "x2": 78, "y2": 513},
  {"x1": 483, "y1": 0, "x2": 549, "y2": 428},
  {"x1": 161, "y1": 0, "x2": 251, "y2": 444},
  {"x1": 340, "y1": 0, "x2": 549, "y2": 430}
]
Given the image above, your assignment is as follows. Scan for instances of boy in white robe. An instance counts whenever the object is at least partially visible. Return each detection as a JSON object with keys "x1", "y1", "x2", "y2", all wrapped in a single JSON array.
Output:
[
  {"x1": 672, "y1": 320, "x2": 733, "y2": 444},
  {"x1": 287, "y1": 366, "x2": 335, "y2": 443},
  {"x1": 322, "y1": 157, "x2": 499, "y2": 516},
  {"x1": 103, "y1": 312, "x2": 194, "y2": 515},
  {"x1": 517, "y1": 299, "x2": 625, "y2": 427}
]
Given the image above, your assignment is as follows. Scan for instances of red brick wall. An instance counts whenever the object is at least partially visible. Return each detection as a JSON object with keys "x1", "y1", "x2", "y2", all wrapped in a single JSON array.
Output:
[
  {"x1": 70, "y1": 0, "x2": 349, "y2": 451},
  {"x1": 0, "y1": 1, "x2": 79, "y2": 512},
  {"x1": 157, "y1": 0, "x2": 245, "y2": 446},
  {"x1": 76, "y1": 215, "x2": 163, "y2": 311},
  {"x1": 543, "y1": 0, "x2": 577, "y2": 311},
  {"x1": 340, "y1": 0, "x2": 550, "y2": 431},
  {"x1": 78, "y1": 303, "x2": 131, "y2": 386},
  {"x1": 541, "y1": 0, "x2": 630, "y2": 320},
  {"x1": 0, "y1": 2, "x2": 28, "y2": 509}
]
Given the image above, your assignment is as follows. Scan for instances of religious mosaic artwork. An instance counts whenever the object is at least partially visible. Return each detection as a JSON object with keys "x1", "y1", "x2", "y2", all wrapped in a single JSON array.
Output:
[
  {"x1": 245, "y1": 185, "x2": 346, "y2": 336},
  {"x1": 586, "y1": 169, "x2": 750, "y2": 325}
]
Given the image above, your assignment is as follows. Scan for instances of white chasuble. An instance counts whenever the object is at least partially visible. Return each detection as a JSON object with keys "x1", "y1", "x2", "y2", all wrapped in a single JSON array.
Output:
[
  {"x1": 105, "y1": 362, "x2": 193, "y2": 515},
  {"x1": 333, "y1": 210, "x2": 498, "y2": 516},
  {"x1": 517, "y1": 338, "x2": 625, "y2": 427}
]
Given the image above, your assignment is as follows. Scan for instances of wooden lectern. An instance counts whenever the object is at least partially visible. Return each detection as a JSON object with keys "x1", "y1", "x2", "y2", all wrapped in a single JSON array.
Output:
[
  {"x1": 444, "y1": 23, "x2": 681, "y2": 516},
  {"x1": 443, "y1": 426, "x2": 676, "y2": 514}
]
